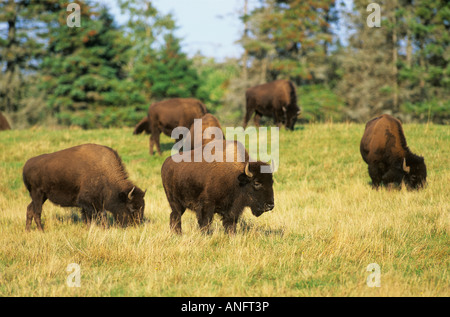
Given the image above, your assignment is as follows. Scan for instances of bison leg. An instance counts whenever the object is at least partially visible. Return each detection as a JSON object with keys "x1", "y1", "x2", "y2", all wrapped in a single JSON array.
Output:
[
  {"x1": 243, "y1": 108, "x2": 254, "y2": 129},
  {"x1": 81, "y1": 208, "x2": 97, "y2": 227},
  {"x1": 26, "y1": 190, "x2": 46, "y2": 231},
  {"x1": 149, "y1": 134, "x2": 162, "y2": 156},
  {"x1": 273, "y1": 110, "x2": 283, "y2": 129},
  {"x1": 196, "y1": 204, "x2": 215, "y2": 234},
  {"x1": 368, "y1": 164, "x2": 382, "y2": 188},
  {"x1": 114, "y1": 212, "x2": 129, "y2": 227},
  {"x1": 26, "y1": 203, "x2": 34, "y2": 231},
  {"x1": 169, "y1": 201, "x2": 186, "y2": 234},
  {"x1": 253, "y1": 112, "x2": 261, "y2": 128},
  {"x1": 382, "y1": 168, "x2": 404, "y2": 189},
  {"x1": 222, "y1": 215, "x2": 238, "y2": 235}
]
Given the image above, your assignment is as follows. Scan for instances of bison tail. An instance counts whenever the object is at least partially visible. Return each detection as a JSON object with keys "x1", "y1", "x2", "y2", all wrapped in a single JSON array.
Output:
[{"x1": 22, "y1": 172, "x2": 32, "y2": 193}]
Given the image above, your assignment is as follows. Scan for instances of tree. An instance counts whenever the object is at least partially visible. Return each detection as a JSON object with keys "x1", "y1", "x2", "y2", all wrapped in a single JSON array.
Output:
[
  {"x1": 336, "y1": 0, "x2": 449, "y2": 122},
  {"x1": 0, "y1": 0, "x2": 61, "y2": 126},
  {"x1": 40, "y1": 1, "x2": 137, "y2": 128},
  {"x1": 240, "y1": 0, "x2": 339, "y2": 85}
]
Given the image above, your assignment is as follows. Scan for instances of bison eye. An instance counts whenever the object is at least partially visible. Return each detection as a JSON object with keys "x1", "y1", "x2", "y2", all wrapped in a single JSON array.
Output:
[{"x1": 253, "y1": 181, "x2": 263, "y2": 190}]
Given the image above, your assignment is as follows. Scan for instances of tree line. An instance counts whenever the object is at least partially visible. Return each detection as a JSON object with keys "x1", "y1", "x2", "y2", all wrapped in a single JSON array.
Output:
[{"x1": 0, "y1": 0, "x2": 448, "y2": 129}]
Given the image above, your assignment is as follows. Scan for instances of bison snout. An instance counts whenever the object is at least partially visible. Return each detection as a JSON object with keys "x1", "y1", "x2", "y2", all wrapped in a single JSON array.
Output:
[{"x1": 264, "y1": 203, "x2": 274, "y2": 211}]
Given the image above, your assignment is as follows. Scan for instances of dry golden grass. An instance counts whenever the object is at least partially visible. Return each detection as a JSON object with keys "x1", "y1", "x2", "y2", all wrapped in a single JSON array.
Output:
[{"x1": 0, "y1": 123, "x2": 448, "y2": 296}]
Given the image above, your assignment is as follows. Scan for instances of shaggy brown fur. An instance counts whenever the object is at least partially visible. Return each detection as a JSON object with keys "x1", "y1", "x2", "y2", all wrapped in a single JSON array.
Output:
[
  {"x1": 148, "y1": 98, "x2": 207, "y2": 155},
  {"x1": 0, "y1": 112, "x2": 11, "y2": 131},
  {"x1": 188, "y1": 113, "x2": 224, "y2": 149},
  {"x1": 161, "y1": 140, "x2": 274, "y2": 234},
  {"x1": 360, "y1": 114, "x2": 427, "y2": 189},
  {"x1": 23, "y1": 143, "x2": 146, "y2": 231},
  {"x1": 243, "y1": 79, "x2": 300, "y2": 130}
]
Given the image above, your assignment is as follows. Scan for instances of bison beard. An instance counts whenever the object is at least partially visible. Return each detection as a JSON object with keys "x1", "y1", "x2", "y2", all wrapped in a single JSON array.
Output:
[
  {"x1": 161, "y1": 143, "x2": 275, "y2": 234},
  {"x1": 360, "y1": 114, "x2": 427, "y2": 190},
  {"x1": 22, "y1": 143, "x2": 146, "y2": 231}
]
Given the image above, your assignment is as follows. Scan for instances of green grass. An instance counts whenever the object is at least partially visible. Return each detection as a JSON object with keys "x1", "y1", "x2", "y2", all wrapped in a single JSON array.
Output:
[{"x1": 0, "y1": 123, "x2": 449, "y2": 296}]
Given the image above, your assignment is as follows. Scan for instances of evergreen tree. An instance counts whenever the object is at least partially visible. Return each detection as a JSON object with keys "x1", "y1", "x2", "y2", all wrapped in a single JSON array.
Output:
[
  {"x1": 40, "y1": 1, "x2": 137, "y2": 128},
  {"x1": 241, "y1": 0, "x2": 339, "y2": 85},
  {"x1": 0, "y1": 0, "x2": 60, "y2": 126}
]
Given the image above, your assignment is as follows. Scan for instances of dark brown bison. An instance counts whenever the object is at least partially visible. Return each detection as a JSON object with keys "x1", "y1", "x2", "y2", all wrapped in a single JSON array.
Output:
[
  {"x1": 23, "y1": 143, "x2": 146, "y2": 231},
  {"x1": 188, "y1": 113, "x2": 224, "y2": 150},
  {"x1": 161, "y1": 140, "x2": 274, "y2": 234},
  {"x1": 148, "y1": 98, "x2": 207, "y2": 155},
  {"x1": 133, "y1": 116, "x2": 150, "y2": 135},
  {"x1": 243, "y1": 79, "x2": 300, "y2": 130},
  {"x1": 0, "y1": 112, "x2": 11, "y2": 131},
  {"x1": 360, "y1": 114, "x2": 427, "y2": 189}
]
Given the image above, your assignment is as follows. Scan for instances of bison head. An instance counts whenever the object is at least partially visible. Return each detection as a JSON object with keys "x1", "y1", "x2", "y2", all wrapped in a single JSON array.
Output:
[
  {"x1": 119, "y1": 186, "x2": 146, "y2": 224},
  {"x1": 238, "y1": 162, "x2": 275, "y2": 217},
  {"x1": 284, "y1": 105, "x2": 301, "y2": 131},
  {"x1": 403, "y1": 156, "x2": 427, "y2": 190}
]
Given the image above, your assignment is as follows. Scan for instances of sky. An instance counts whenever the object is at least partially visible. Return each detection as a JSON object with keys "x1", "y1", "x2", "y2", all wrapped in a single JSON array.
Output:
[
  {"x1": 99, "y1": 0, "x2": 257, "y2": 62},
  {"x1": 98, "y1": 0, "x2": 352, "y2": 62}
]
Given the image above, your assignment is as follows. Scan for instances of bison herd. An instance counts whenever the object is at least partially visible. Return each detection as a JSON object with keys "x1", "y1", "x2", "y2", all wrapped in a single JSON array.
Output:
[{"x1": 15, "y1": 80, "x2": 427, "y2": 233}]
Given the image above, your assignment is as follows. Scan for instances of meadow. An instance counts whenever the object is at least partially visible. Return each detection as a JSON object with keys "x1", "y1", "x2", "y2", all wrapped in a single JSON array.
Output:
[{"x1": 0, "y1": 123, "x2": 448, "y2": 296}]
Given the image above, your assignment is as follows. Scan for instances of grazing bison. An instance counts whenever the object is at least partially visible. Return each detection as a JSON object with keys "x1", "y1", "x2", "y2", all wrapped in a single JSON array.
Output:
[
  {"x1": 243, "y1": 79, "x2": 300, "y2": 130},
  {"x1": 188, "y1": 113, "x2": 224, "y2": 150},
  {"x1": 0, "y1": 112, "x2": 11, "y2": 131},
  {"x1": 161, "y1": 140, "x2": 274, "y2": 234},
  {"x1": 360, "y1": 114, "x2": 427, "y2": 189},
  {"x1": 23, "y1": 143, "x2": 146, "y2": 231},
  {"x1": 148, "y1": 98, "x2": 207, "y2": 155},
  {"x1": 133, "y1": 116, "x2": 150, "y2": 135}
]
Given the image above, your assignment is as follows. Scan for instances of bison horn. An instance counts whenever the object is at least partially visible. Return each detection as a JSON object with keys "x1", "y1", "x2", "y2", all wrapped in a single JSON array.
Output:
[
  {"x1": 128, "y1": 186, "x2": 136, "y2": 200},
  {"x1": 402, "y1": 158, "x2": 410, "y2": 173},
  {"x1": 244, "y1": 163, "x2": 253, "y2": 178}
]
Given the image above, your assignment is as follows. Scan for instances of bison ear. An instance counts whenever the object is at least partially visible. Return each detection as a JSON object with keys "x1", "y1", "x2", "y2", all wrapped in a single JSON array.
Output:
[
  {"x1": 119, "y1": 191, "x2": 128, "y2": 202},
  {"x1": 238, "y1": 173, "x2": 251, "y2": 186},
  {"x1": 238, "y1": 163, "x2": 253, "y2": 186}
]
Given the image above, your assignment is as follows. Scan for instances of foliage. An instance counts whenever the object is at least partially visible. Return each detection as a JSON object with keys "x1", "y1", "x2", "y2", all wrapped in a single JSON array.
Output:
[
  {"x1": 0, "y1": 0, "x2": 448, "y2": 128},
  {"x1": 298, "y1": 85, "x2": 346, "y2": 122}
]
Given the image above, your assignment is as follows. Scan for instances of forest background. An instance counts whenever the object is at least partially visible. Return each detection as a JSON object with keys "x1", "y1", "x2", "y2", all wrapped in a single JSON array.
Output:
[{"x1": 0, "y1": 0, "x2": 448, "y2": 129}]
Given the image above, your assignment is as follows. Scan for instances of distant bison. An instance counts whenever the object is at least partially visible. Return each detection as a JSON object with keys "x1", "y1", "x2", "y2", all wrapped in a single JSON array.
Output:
[
  {"x1": 23, "y1": 144, "x2": 146, "y2": 231},
  {"x1": 360, "y1": 114, "x2": 427, "y2": 189},
  {"x1": 0, "y1": 112, "x2": 11, "y2": 131},
  {"x1": 148, "y1": 98, "x2": 207, "y2": 155},
  {"x1": 188, "y1": 113, "x2": 223, "y2": 150},
  {"x1": 133, "y1": 116, "x2": 150, "y2": 135},
  {"x1": 243, "y1": 79, "x2": 300, "y2": 130},
  {"x1": 161, "y1": 140, "x2": 274, "y2": 234}
]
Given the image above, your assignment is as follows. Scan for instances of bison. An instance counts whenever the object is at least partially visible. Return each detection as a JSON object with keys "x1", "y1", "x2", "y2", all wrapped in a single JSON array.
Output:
[
  {"x1": 148, "y1": 98, "x2": 207, "y2": 155},
  {"x1": 188, "y1": 113, "x2": 224, "y2": 150},
  {"x1": 161, "y1": 140, "x2": 274, "y2": 234},
  {"x1": 133, "y1": 116, "x2": 150, "y2": 135},
  {"x1": 0, "y1": 111, "x2": 11, "y2": 131},
  {"x1": 243, "y1": 79, "x2": 300, "y2": 130},
  {"x1": 23, "y1": 143, "x2": 146, "y2": 231},
  {"x1": 360, "y1": 114, "x2": 427, "y2": 189}
]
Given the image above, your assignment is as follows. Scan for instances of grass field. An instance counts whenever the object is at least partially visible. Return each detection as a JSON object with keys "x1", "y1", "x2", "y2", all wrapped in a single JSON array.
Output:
[{"x1": 0, "y1": 123, "x2": 449, "y2": 297}]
